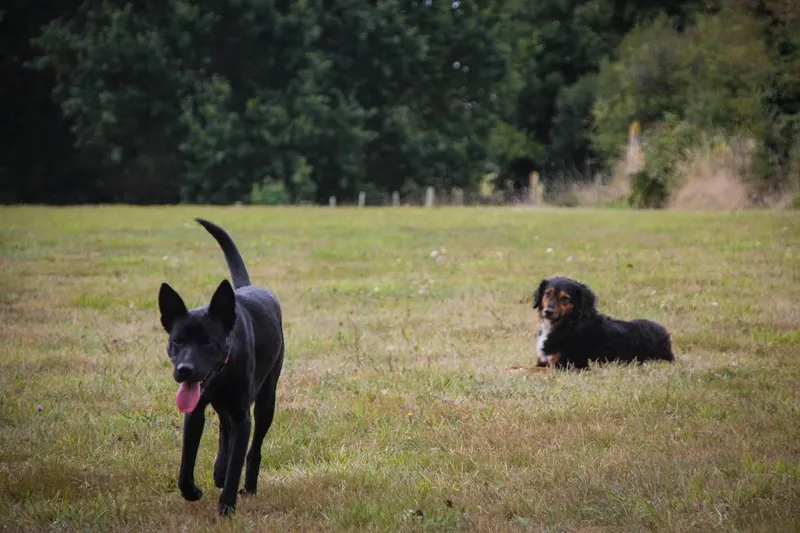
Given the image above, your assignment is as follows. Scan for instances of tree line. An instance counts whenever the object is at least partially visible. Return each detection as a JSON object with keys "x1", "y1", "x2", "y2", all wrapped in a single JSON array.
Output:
[{"x1": 1, "y1": 0, "x2": 797, "y2": 205}]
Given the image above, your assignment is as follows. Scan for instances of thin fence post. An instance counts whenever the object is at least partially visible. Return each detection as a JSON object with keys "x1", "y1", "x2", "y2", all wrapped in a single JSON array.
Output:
[
  {"x1": 358, "y1": 191, "x2": 366, "y2": 207},
  {"x1": 425, "y1": 186, "x2": 435, "y2": 207},
  {"x1": 529, "y1": 172, "x2": 539, "y2": 204},
  {"x1": 391, "y1": 191, "x2": 400, "y2": 207},
  {"x1": 329, "y1": 196, "x2": 336, "y2": 207},
  {"x1": 625, "y1": 121, "x2": 644, "y2": 174}
]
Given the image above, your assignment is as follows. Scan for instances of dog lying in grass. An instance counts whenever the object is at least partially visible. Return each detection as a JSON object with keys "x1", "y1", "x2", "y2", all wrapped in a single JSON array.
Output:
[
  {"x1": 531, "y1": 276, "x2": 674, "y2": 370},
  {"x1": 158, "y1": 219, "x2": 285, "y2": 516}
]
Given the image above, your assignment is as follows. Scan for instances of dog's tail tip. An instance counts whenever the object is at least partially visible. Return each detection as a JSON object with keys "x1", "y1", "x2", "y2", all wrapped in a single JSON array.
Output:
[{"x1": 194, "y1": 218, "x2": 252, "y2": 289}]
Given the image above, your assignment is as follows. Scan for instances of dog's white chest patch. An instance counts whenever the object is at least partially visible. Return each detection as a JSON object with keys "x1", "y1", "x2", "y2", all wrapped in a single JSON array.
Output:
[{"x1": 536, "y1": 320, "x2": 552, "y2": 364}]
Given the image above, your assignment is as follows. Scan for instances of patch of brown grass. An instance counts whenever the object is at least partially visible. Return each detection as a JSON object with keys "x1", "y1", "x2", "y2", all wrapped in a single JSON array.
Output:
[
  {"x1": 670, "y1": 143, "x2": 755, "y2": 210},
  {"x1": 572, "y1": 173, "x2": 632, "y2": 207}
]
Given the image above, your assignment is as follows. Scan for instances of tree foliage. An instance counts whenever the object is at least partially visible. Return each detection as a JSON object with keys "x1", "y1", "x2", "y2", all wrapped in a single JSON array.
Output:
[
  {"x1": 24, "y1": 0, "x2": 509, "y2": 204},
  {"x1": 592, "y1": 3, "x2": 799, "y2": 195},
  {"x1": 592, "y1": 10, "x2": 773, "y2": 160},
  {"x1": 1, "y1": 0, "x2": 798, "y2": 204},
  {"x1": 494, "y1": 0, "x2": 701, "y2": 188}
]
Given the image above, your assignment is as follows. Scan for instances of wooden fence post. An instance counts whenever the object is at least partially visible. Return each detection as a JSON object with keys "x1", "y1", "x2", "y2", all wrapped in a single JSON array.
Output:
[
  {"x1": 529, "y1": 172, "x2": 539, "y2": 204},
  {"x1": 425, "y1": 187, "x2": 435, "y2": 207}
]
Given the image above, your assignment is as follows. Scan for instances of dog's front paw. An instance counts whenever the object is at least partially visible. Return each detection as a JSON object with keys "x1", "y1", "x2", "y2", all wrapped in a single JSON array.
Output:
[
  {"x1": 218, "y1": 501, "x2": 236, "y2": 516},
  {"x1": 239, "y1": 486, "x2": 257, "y2": 496},
  {"x1": 178, "y1": 481, "x2": 203, "y2": 502}
]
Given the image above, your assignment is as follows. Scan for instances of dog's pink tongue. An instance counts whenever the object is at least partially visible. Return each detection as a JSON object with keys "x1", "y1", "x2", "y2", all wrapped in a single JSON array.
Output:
[{"x1": 176, "y1": 382, "x2": 201, "y2": 413}]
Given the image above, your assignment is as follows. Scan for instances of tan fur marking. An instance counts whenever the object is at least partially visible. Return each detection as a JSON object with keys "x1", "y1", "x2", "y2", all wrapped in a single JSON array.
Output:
[
  {"x1": 557, "y1": 291, "x2": 573, "y2": 318},
  {"x1": 541, "y1": 288, "x2": 556, "y2": 317}
]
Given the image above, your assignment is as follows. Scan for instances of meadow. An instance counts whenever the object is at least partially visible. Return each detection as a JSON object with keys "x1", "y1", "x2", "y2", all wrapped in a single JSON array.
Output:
[{"x1": 0, "y1": 206, "x2": 798, "y2": 533}]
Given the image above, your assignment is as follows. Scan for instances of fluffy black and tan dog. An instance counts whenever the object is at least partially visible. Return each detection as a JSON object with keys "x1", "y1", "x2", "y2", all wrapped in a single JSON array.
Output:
[
  {"x1": 158, "y1": 219, "x2": 284, "y2": 516},
  {"x1": 532, "y1": 276, "x2": 674, "y2": 370}
]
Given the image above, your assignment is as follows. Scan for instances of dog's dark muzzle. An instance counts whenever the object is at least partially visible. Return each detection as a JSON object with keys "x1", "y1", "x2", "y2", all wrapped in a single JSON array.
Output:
[
  {"x1": 174, "y1": 363, "x2": 201, "y2": 383},
  {"x1": 173, "y1": 351, "x2": 230, "y2": 384}
]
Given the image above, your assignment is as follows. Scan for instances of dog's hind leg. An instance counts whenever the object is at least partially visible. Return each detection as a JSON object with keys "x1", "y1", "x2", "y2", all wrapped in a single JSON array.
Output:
[
  {"x1": 178, "y1": 409, "x2": 206, "y2": 502},
  {"x1": 241, "y1": 362, "x2": 282, "y2": 495},
  {"x1": 213, "y1": 409, "x2": 230, "y2": 489}
]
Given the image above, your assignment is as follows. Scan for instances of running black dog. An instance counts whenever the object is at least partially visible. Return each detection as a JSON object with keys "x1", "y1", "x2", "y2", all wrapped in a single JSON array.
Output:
[
  {"x1": 158, "y1": 219, "x2": 284, "y2": 516},
  {"x1": 533, "y1": 276, "x2": 674, "y2": 369}
]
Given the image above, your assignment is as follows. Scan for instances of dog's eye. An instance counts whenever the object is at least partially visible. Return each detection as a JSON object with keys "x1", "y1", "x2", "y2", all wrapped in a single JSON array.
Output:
[
  {"x1": 170, "y1": 340, "x2": 183, "y2": 348},
  {"x1": 560, "y1": 297, "x2": 571, "y2": 304}
]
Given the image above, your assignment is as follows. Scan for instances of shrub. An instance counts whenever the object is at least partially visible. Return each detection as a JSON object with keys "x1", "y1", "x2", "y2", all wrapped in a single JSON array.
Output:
[
  {"x1": 628, "y1": 117, "x2": 700, "y2": 208},
  {"x1": 752, "y1": 113, "x2": 800, "y2": 192},
  {"x1": 550, "y1": 190, "x2": 580, "y2": 208},
  {"x1": 629, "y1": 170, "x2": 668, "y2": 208},
  {"x1": 250, "y1": 179, "x2": 289, "y2": 205}
]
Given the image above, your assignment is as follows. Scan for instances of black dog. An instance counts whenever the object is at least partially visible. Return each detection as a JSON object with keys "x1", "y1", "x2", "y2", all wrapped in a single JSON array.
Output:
[
  {"x1": 158, "y1": 219, "x2": 284, "y2": 516},
  {"x1": 532, "y1": 276, "x2": 674, "y2": 370}
]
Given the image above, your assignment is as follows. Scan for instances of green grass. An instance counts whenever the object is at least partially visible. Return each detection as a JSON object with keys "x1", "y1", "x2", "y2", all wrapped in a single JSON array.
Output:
[{"x1": 0, "y1": 205, "x2": 799, "y2": 532}]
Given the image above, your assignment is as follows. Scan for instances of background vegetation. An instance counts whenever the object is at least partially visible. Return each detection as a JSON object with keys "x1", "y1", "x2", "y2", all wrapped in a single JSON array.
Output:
[{"x1": 2, "y1": 0, "x2": 798, "y2": 205}]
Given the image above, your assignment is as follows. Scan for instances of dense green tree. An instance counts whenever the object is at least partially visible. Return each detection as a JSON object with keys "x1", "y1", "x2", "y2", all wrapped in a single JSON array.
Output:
[
  {"x1": 493, "y1": 0, "x2": 702, "y2": 189},
  {"x1": 591, "y1": 9, "x2": 774, "y2": 164},
  {"x1": 32, "y1": 0, "x2": 205, "y2": 202},
  {"x1": 355, "y1": 0, "x2": 509, "y2": 197},
  {"x1": 5, "y1": 0, "x2": 795, "y2": 204},
  {"x1": 718, "y1": 0, "x2": 800, "y2": 184},
  {"x1": 31, "y1": 0, "x2": 511, "y2": 204},
  {"x1": 0, "y1": 0, "x2": 106, "y2": 203}
]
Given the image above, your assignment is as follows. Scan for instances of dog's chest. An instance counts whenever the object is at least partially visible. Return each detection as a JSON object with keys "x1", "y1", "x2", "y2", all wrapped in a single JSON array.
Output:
[{"x1": 536, "y1": 321, "x2": 553, "y2": 363}]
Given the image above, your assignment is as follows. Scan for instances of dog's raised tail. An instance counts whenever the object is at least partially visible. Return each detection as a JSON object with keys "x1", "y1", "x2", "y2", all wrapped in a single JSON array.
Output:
[{"x1": 195, "y1": 218, "x2": 251, "y2": 289}]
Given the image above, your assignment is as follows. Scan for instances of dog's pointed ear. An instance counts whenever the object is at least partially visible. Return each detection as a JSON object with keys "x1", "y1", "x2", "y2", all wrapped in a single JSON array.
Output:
[
  {"x1": 576, "y1": 283, "x2": 597, "y2": 318},
  {"x1": 532, "y1": 279, "x2": 548, "y2": 309},
  {"x1": 209, "y1": 279, "x2": 236, "y2": 333},
  {"x1": 159, "y1": 283, "x2": 188, "y2": 333}
]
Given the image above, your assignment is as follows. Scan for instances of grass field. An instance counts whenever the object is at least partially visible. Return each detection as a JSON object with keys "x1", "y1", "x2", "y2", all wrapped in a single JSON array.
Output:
[{"x1": 1, "y1": 206, "x2": 799, "y2": 532}]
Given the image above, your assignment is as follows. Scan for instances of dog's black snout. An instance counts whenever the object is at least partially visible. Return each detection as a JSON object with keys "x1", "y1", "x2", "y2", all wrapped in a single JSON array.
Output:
[
  {"x1": 543, "y1": 308, "x2": 554, "y2": 318},
  {"x1": 175, "y1": 363, "x2": 195, "y2": 382}
]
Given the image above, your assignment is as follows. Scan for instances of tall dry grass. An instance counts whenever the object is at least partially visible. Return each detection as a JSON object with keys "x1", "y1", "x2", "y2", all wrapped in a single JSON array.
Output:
[{"x1": 669, "y1": 141, "x2": 754, "y2": 210}]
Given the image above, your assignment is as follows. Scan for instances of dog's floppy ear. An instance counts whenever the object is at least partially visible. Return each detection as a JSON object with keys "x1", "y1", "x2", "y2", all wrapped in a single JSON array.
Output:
[
  {"x1": 208, "y1": 279, "x2": 236, "y2": 333},
  {"x1": 159, "y1": 283, "x2": 188, "y2": 333},
  {"x1": 575, "y1": 283, "x2": 597, "y2": 318},
  {"x1": 532, "y1": 278, "x2": 548, "y2": 309}
]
